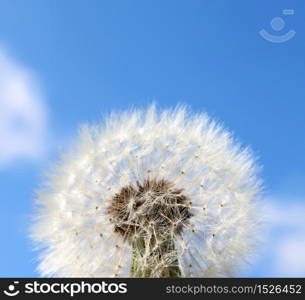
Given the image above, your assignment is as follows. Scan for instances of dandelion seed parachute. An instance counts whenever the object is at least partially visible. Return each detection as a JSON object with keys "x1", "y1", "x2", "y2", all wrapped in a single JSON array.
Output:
[{"x1": 31, "y1": 105, "x2": 261, "y2": 277}]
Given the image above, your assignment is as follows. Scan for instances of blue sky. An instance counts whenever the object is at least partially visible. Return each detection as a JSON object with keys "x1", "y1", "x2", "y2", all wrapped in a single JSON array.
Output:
[{"x1": 0, "y1": 0, "x2": 304, "y2": 277}]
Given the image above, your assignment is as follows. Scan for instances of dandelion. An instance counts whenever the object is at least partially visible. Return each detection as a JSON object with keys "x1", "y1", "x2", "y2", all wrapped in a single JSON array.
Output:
[{"x1": 31, "y1": 105, "x2": 261, "y2": 277}]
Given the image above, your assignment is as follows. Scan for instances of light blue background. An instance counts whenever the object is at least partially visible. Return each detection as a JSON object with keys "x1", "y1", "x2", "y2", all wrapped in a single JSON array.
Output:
[{"x1": 0, "y1": 0, "x2": 304, "y2": 277}]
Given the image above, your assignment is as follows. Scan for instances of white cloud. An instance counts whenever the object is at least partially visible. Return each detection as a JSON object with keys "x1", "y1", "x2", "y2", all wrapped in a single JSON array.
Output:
[
  {"x1": 253, "y1": 198, "x2": 305, "y2": 277},
  {"x1": 0, "y1": 47, "x2": 48, "y2": 167},
  {"x1": 273, "y1": 235, "x2": 305, "y2": 276}
]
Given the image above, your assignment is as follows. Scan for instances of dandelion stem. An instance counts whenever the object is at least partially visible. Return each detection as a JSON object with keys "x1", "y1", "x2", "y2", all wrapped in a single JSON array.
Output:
[{"x1": 130, "y1": 235, "x2": 181, "y2": 278}]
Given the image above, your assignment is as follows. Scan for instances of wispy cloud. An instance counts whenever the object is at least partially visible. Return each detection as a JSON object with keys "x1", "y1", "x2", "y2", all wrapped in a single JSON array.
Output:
[
  {"x1": 273, "y1": 234, "x2": 305, "y2": 276},
  {"x1": 0, "y1": 47, "x2": 48, "y2": 167},
  {"x1": 250, "y1": 197, "x2": 305, "y2": 277},
  {"x1": 264, "y1": 199, "x2": 305, "y2": 276}
]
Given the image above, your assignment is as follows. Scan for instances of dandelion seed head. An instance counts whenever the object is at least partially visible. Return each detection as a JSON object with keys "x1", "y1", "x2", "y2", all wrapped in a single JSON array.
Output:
[
  {"x1": 108, "y1": 179, "x2": 192, "y2": 239},
  {"x1": 31, "y1": 105, "x2": 262, "y2": 277}
]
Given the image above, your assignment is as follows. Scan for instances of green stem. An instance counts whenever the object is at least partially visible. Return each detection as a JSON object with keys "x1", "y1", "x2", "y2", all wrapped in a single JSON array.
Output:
[{"x1": 130, "y1": 235, "x2": 181, "y2": 278}]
